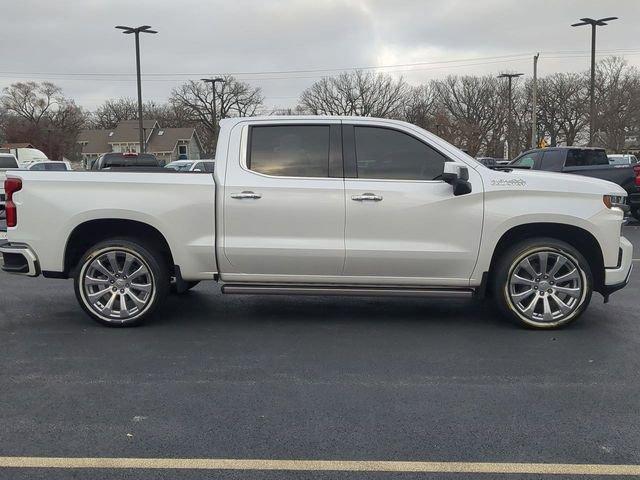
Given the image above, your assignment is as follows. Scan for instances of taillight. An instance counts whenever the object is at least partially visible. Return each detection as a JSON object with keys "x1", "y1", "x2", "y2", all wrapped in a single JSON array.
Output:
[
  {"x1": 633, "y1": 164, "x2": 640, "y2": 187},
  {"x1": 4, "y1": 177, "x2": 22, "y2": 228}
]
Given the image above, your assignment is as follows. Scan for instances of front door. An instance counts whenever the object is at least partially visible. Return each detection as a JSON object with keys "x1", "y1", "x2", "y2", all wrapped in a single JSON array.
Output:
[
  {"x1": 222, "y1": 121, "x2": 345, "y2": 282},
  {"x1": 342, "y1": 123, "x2": 483, "y2": 286}
]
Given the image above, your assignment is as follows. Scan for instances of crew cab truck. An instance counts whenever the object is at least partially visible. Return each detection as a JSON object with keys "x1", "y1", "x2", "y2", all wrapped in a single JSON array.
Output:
[
  {"x1": 0, "y1": 116, "x2": 633, "y2": 329},
  {"x1": 510, "y1": 147, "x2": 640, "y2": 221}
]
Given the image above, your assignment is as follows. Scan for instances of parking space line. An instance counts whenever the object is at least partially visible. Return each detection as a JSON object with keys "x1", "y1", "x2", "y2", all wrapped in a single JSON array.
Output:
[{"x1": 0, "y1": 457, "x2": 640, "y2": 475}]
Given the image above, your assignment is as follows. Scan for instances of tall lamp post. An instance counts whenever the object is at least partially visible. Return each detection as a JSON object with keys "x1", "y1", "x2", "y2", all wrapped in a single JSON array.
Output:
[
  {"x1": 571, "y1": 16, "x2": 617, "y2": 146},
  {"x1": 201, "y1": 77, "x2": 225, "y2": 148},
  {"x1": 116, "y1": 25, "x2": 158, "y2": 153},
  {"x1": 498, "y1": 72, "x2": 523, "y2": 159}
]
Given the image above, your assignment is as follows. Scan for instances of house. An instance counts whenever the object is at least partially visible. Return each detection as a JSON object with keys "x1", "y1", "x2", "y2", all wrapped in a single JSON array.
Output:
[{"x1": 77, "y1": 120, "x2": 204, "y2": 167}]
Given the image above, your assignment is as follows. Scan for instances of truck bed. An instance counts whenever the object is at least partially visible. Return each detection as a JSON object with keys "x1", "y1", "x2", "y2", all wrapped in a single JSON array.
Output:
[{"x1": 4, "y1": 170, "x2": 218, "y2": 279}]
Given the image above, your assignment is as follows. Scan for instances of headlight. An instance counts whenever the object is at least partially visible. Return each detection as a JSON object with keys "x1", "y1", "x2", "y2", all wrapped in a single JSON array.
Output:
[{"x1": 603, "y1": 194, "x2": 628, "y2": 210}]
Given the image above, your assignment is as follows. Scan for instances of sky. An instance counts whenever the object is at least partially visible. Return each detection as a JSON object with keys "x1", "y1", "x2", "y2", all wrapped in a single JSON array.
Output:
[{"x1": 0, "y1": 0, "x2": 639, "y2": 112}]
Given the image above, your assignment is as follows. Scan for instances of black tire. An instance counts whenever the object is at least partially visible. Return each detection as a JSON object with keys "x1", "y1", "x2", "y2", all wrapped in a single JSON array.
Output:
[
  {"x1": 73, "y1": 238, "x2": 170, "y2": 327},
  {"x1": 170, "y1": 280, "x2": 200, "y2": 294},
  {"x1": 493, "y1": 237, "x2": 593, "y2": 329},
  {"x1": 631, "y1": 208, "x2": 640, "y2": 223}
]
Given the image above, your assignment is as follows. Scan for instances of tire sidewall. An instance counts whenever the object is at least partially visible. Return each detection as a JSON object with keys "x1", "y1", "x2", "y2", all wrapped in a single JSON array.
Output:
[
  {"x1": 74, "y1": 239, "x2": 168, "y2": 327},
  {"x1": 495, "y1": 239, "x2": 593, "y2": 329}
]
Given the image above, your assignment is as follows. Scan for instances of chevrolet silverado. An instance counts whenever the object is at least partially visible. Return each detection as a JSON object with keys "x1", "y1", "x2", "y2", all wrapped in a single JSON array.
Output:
[{"x1": 0, "y1": 116, "x2": 633, "y2": 329}]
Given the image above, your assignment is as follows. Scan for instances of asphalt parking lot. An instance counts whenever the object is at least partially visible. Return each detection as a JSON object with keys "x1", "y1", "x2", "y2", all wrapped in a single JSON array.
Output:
[{"x1": 0, "y1": 225, "x2": 639, "y2": 479}]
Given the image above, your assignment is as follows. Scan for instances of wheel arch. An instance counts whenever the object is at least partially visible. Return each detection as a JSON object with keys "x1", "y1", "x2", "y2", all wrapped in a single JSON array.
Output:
[
  {"x1": 63, "y1": 218, "x2": 175, "y2": 277},
  {"x1": 487, "y1": 222, "x2": 605, "y2": 294}
]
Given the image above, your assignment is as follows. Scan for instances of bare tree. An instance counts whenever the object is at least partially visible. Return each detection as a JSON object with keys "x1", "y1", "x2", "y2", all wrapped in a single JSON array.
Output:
[
  {"x1": 402, "y1": 83, "x2": 437, "y2": 130},
  {"x1": 434, "y1": 75, "x2": 502, "y2": 156},
  {"x1": 299, "y1": 71, "x2": 409, "y2": 118},
  {"x1": 170, "y1": 76, "x2": 264, "y2": 153},
  {"x1": 0, "y1": 81, "x2": 86, "y2": 159},
  {"x1": 536, "y1": 73, "x2": 588, "y2": 146},
  {"x1": 0, "y1": 81, "x2": 63, "y2": 127},
  {"x1": 91, "y1": 98, "x2": 139, "y2": 129},
  {"x1": 594, "y1": 57, "x2": 640, "y2": 151}
]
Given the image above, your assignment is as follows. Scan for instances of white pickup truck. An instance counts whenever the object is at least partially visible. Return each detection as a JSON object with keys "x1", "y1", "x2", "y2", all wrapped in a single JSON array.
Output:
[{"x1": 0, "y1": 116, "x2": 633, "y2": 329}]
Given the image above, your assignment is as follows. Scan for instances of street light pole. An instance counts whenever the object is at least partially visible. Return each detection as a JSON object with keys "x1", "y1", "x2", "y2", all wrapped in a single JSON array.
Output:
[
  {"x1": 531, "y1": 53, "x2": 539, "y2": 149},
  {"x1": 201, "y1": 77, "x2": 225, "y2": 148},
  {"x1": 571, "y1": 16, "x2": 618, "y2": 146},
  {"x1": 116, "y1": 25, "x2": 158, "y2": 153},
  {"x1": 498, "y1": 72, "x2": 523, "y2": 159}
]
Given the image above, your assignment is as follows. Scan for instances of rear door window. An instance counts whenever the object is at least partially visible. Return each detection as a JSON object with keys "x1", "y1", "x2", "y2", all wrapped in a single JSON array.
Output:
[
  {"x1": 248, "y1": 125, "x2": 330, "y2": 177},
  {"x1": 565, "y1": 149, "x2": 609, "y2": 167}
]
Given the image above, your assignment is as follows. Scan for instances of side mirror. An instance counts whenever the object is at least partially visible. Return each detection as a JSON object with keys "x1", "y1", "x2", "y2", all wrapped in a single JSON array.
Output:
[{"x1": 442, "y1": 162, "x2": 472, "y2": 196}]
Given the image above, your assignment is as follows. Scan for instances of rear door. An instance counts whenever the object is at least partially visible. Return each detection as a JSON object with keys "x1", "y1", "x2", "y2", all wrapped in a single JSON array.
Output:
[
  {"x1": 342, "y1": 122, "x2": 483, "y2": 286},
  {"x1": 222, "y1": 120, "x2": 345, "y2": 281}
]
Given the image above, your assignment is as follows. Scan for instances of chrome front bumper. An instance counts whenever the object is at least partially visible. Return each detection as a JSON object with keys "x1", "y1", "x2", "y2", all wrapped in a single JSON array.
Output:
[{"x1": 0, "y1": 242, "x2": 40, "y2": 276}]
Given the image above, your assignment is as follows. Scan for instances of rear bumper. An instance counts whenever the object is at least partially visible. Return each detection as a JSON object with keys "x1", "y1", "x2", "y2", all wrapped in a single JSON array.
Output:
[
  {"x1": 0, "y1": 242, "x2": 40, "y2": 276},
  {"x1": 602, "y1": 236, "x2": 633, "y2": 295}
]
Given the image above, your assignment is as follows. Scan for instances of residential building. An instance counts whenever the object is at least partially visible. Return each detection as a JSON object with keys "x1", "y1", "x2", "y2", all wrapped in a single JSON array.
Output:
[{"x1": 77, "y1": 120, "x2": 204, "y2": 167}]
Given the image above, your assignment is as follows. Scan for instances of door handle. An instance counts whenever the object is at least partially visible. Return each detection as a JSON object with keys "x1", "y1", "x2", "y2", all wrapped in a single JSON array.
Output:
[
  {"x1": 351, "y1": 192, "x2": 383, "y2": 202},
  {"x1": 231, "y1": 191, "x2": 262, "y2": 199}
]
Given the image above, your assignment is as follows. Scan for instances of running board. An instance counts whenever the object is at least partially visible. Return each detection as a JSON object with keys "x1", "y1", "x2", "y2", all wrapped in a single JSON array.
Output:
[{"x1": 221, "y1": 284, "x2": 474, "y2": 298}]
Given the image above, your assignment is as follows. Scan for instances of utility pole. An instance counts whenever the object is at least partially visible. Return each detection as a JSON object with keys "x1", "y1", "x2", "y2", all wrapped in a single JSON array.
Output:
[
  {"x1": 201, "y1": 77, "x2": 225, "y2": 149},
  {"x1": 531, "y1": 53, "x2": 539, "y2": 148},
  {"x1": 571, "y1": 16, "x2": 617, "y2": 146},
  {"x1": 498, "y1": 72, "x2": 524, "y2": 159},
  {"x1": 116, "y1": 25, "x2": 158, "y2": 153}
]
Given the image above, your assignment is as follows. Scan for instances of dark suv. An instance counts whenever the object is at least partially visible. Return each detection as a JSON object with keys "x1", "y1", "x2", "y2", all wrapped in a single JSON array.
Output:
[{"x1": 511, "y1": 147, "x2": 640, "y2": 220}]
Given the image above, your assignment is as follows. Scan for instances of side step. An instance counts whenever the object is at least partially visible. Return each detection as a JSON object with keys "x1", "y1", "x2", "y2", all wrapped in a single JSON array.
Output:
[{"x1": 221, "y1": 284, "x2": 474, "y2": 298}]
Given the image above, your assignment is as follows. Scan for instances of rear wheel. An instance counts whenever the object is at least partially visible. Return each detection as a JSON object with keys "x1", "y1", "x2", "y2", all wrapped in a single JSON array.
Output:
[
  {"x1": 631, "y1": 207, "x2": 640, "y2": 223},
  {"x1": 74, "y1": 238, "x2": 170, "y2": 327},
  {"x1": 493, "y1": 238, "x2": 592, "y2": 329}
]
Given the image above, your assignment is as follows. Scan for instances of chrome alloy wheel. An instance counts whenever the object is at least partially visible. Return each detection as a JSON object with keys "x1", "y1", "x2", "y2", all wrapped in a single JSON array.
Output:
[
  {"x1": 81, "y1": 248, "x2": 155, "y2": 322},
  {"x1": 507, "y1": 249, "x2": 587, "y2": 324}
]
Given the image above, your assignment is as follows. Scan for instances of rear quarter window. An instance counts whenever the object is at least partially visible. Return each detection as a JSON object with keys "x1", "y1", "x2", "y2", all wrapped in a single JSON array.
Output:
[{"x1": 565, "y1": 149, "x2": 609, "y2": 167}]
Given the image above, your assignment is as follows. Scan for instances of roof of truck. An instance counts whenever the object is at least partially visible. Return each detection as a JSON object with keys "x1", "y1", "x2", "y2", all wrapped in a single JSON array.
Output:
[{"x1": 219, "y1": 116, "x2": 414, "y2": 127}]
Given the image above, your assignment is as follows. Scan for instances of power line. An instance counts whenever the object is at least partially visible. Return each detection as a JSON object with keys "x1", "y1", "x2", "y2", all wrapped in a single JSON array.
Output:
[{"x1": 0, "y1": 47, "x2": 638, "y2": 82}]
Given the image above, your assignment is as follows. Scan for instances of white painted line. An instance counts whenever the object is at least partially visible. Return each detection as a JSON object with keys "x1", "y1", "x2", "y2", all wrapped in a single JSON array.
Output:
[{"x1": 0, "y1": 457, "x2": 639, "y2": 476}]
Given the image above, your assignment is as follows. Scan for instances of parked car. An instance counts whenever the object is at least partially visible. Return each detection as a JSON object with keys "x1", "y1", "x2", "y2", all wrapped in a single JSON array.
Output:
[
  {"x1": 165, "y1": 160, "x2": 215, "y2": 173},
  {"x1": 90, "y1": 152, "x2": 164, "y2": 170},
  {"x1": 0, "y1": 146, "x2": 48, "y2": 168},
  {"x1": 0, "y1": 153, "x2": 20, "y2": 217},
  {"x1": 608, "y1": 154, "x2": 639, "y2": 166},
  {"x1": 25, "y1": 161, "x2": 72, "y2": 171},
  {"x1": 0, "y1": 116, "x2": 632, "y2": 330},
  {"x1": 510, "y1": 146, "x2": 640, "y2": 220}
]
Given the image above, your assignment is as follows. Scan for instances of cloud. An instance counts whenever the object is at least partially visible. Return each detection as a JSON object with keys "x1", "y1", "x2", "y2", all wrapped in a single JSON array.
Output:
[{"x1": 0, "y1": 0, "x2": 638, "y2": 110}]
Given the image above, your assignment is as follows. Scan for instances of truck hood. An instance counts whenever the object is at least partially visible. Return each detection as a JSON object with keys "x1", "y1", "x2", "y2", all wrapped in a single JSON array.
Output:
[{"x1": 483, "y1": 168, "x2": 627, "y2": 196}]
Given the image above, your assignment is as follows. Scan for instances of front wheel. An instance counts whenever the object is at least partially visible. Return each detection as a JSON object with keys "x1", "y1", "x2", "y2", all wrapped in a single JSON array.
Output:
[
  {"x1": 74, "y1": 238, "x2": 170, "y2": 327},
  {"x1": 493, "y1": 238, "x2": 592, "y2": 329}
]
